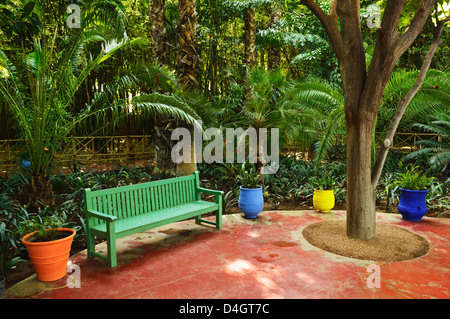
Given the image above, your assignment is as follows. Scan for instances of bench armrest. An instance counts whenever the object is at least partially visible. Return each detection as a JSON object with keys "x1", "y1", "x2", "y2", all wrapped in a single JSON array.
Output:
[
  {"x1": 196, "y1": 187, "x2": 224, "y2": 196},
  {"x1": 196, "y1": 187, "x2": 224, "y2": 204},
  {"x1": 85, "y1": 210, "x2": 118, "y2": 222}
]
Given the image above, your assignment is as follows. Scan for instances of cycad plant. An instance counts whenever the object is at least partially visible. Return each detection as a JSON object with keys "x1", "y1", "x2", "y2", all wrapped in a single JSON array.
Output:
[
  {"x1": 0, "y1": 0, "x2": 135, "y2": 209},
  {"x1": 0, "y1": 1, "x2": 201, "y2": 210},
  {"x1": 236, "y1": 68, "x2": 325, "y2": 173},
  {"x1": 306, "y1": 69, "x2": 449, "y2": 171},
  {"x1": 403, "y1": 113, "x2": 450, "y2": 169},
  {"x1": 381, "y1": 69, "x2": 450, "y2": 131},
  {"x1": 281, "y1": 77, "x2": 345, "y2": 169}
]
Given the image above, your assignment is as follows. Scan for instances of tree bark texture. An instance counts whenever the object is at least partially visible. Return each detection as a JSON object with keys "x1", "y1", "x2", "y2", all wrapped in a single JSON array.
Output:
[
  {"x1": 150, "y1": 0, "x2": 168, "y2": 66},
  {"x1": 244, "y1": 8, "x2": 256, "y2": 68},
  {"x1": 301, "y1": 0, "x2": 438, "y2": 240},
  {"x1": 21, "y1": 174, "x2": 55, "y2": 212},
  {"x1": 345, "y1": 110, "x2": 376, "y2": 239},
  {"x1": 268, "y1": 2, "x2": 282, "y2": 70},
  {"x1": 176, "y1": 0, "x2": 199, "y2": 89}
]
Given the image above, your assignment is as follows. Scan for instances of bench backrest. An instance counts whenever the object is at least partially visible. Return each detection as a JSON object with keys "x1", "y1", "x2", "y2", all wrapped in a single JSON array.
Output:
[{"x1": 83, "y1": 172, "x2": 200, "y2": 223}]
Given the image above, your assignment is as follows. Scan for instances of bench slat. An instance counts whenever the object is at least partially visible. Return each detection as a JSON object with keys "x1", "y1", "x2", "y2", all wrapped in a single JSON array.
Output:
[
  {"x1": 88, "y1": 174, "x2": 195, "y2": 197},
  {"x1": 176, "y1": 180, "x2": 182, "y2": 206},
  {"x1": 93, "y1": 197, "x2": 101, "y2": 226},
  {"x1": 185, "y1": 179, "x2": 191, "y2": 202},
  {"x1": 90, "y1": 200, "x2": 219, "y2": 237}
]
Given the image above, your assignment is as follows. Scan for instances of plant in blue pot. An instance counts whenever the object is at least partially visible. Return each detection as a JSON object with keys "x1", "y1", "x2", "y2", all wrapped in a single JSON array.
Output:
[
  {"x1": 394, "y1": 166, "x2": 434, "y2": 221},
  {"x1": 237, "y1": 163, "x2": 264, "y2": 219}
]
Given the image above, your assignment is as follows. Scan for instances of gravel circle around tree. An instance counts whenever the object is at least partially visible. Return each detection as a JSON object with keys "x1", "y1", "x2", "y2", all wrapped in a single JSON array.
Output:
[{"x1": 302, "y1": 220, "x2": 430, "y2": 262}]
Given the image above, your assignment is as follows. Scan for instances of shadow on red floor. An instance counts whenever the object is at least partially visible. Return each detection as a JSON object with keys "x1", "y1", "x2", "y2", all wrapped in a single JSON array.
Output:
[{"x1": 5, "y1": 210, "x2": 450, "y2": 299}]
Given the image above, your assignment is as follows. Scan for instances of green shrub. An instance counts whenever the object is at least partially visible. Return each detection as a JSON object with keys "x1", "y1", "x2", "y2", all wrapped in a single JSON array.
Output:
[
  {"x1": 394, "y1": 166, "x2": 434, "y2": 190},
  {"x1": 311, "y1": 174, "x2": 336, "y2": 190},
  {"x1": 237, "y1": 163, "x2": 261, "y2": 189}
]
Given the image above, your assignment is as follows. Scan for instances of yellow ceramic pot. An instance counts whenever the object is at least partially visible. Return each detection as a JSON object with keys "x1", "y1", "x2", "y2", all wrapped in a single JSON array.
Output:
[{"x1": 313, "y1": 189, "x2": 335, "y2": 213}]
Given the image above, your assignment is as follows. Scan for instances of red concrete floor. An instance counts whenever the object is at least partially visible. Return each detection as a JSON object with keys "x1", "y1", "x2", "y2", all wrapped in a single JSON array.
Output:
[{"x1": 5, "y1": 210, "x2": 450, "y2": 299}]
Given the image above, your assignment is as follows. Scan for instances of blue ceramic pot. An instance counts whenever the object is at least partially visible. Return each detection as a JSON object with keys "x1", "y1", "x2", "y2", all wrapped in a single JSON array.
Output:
[
  {"x1": 397, "y1": 188, "x2": 429, "y2": 221},
  {"x1": 238, "y1": 186, "x2": 264, "y2": 219}
]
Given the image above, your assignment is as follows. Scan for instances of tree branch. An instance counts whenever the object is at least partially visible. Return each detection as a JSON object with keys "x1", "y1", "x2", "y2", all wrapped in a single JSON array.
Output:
[
  {"x1": 329, "y1": 0, "x2": 337, "y2": 19},
  {"x1": 300, "y1": 0, "x2": 344, "y2": 59},
  {"x1": 360, "y1": 0, "x2": 436, "y2": 116},
  {"x1": 371, "y1": 16, "x2": 446, "y2": 187},
  {"x1": 398, "y1": 0, "x2": 438, "y2": 54},
  {"x1": 378, "y1": 0, "x2": 407, "y2": 45}
]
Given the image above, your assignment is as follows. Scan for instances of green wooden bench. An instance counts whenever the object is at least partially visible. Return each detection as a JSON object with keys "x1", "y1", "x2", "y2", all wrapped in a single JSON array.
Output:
[{"x1": 83, "y1": 171, "x2": 223, "y2": 267}]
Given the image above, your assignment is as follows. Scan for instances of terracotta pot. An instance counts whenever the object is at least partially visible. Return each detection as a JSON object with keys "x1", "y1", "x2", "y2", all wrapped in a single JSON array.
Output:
[{"x1": 21, "y1": 228, "x2": 76, "y2": 282}]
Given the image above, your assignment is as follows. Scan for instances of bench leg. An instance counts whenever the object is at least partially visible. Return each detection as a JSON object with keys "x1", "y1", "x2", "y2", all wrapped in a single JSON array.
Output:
[
  {"x1": 216, "y1": 206, "x2": 222, "y2": 230},
  {"x1": 106, "y1": 222, "x2": 117, "y2": 268},
  {"x1": 86, "y1": 230, "x2": 96, "y2": 259},
  {"x1": 195, "y1": 209, "x2": 222, "y2": 229}
]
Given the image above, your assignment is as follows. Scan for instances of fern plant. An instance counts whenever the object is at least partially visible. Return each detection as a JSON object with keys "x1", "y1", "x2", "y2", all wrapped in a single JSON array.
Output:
[{"x1": 394, "y1": 166, "x2": 434, "y2": 191}]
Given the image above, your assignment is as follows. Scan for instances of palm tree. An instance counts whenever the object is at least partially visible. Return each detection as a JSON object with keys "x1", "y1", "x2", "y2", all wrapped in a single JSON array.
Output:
[
  {"x1": 150, "y1": 0, "x2": 168, "y2": 66},
  {"x1": 282, "y1": 77, "x2": 345, "y2": 170},
  {"x1": 177, "y1": 0, "x2": 199, "y2": 89},
  {"x1": 243, "y1": 6, "x2": 256, "y2": 68},
  {"x1": 267, "y1": 0, "x2": 282, "y2": 70},
  {"x1": 0, "y1": 2, "x2": 130, "y2": 208},
  {"x1": 233, "y1": 68, "x2": 325, "y2": 174},
  {"x1": 0, "y1": 1, "x2": 201, "y2": 209},
  {"x1": 381, "y1": 69, "x2": 450, "y2": 131}
]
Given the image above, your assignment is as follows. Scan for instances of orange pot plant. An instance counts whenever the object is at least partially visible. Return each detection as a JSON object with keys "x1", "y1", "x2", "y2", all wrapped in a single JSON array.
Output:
[{"x1": 19, "y1": 211, "x2": 76, "y2": 282}]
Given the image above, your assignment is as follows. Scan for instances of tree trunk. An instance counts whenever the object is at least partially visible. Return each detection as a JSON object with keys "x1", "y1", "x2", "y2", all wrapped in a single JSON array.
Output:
[
  {"x1": 301, "y1": 0, "x2": 438, "y2": 240},
  {"x1": 152, "y1": 117, "x2": 176, "y2": 171},
  {"x1": 268, "y1": 2, "x2": 282, "y2": 70},
  {"x1": 243, "y1": 8, "x2": 256, "y2": 68},
  {"x1": 150, "y1": 0, "x2": 174, "y2": 171},
  {"x1": 22, "y1": 173, "x2": 55, "y2": 212},
  {"x1": 176, "y1": 0, "x2": 199, "y2": 89},
  {"x1": 176, "y1": 0, "x2": 199, "y2": 175},
  {"x1": 175, "y1": 124, "x2": 198, "y2": 176},
  {"x1": 150, "y1": 0, "x2": 168, "y2": 66},
  {"x1": 209, "y1": 2, "x2": 219, "y2": 96},
  {"x1": 345, "y1": 110, "x2": 376, "y2": 239}
]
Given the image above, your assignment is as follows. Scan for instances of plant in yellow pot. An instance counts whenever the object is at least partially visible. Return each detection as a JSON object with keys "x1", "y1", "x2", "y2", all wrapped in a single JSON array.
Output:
[{"x1": 312, "y1": 174, "x2": 336, "y2": 213}]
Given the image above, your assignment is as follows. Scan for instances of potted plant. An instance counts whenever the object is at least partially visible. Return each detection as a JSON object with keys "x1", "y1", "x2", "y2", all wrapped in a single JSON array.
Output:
[
  {"x1": 394, "y1": 166, "x2": 433, "y2": 221},
  {"x1": 19, "y1": 211, "x2": 76, "y2": 282},
  {"x1": 237, "y1": 163, "x2": 264, "y2": 219},
  {"x1": 1, "y1": 222, "x2": 24, "y2": 297},
  {"x1": 312, "y1": 174, "x2": 336, "y2": 213}
]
